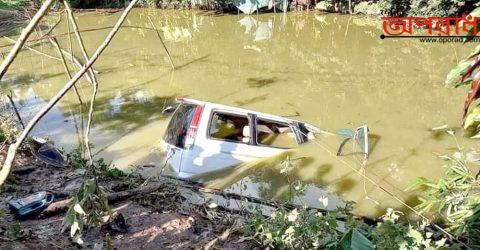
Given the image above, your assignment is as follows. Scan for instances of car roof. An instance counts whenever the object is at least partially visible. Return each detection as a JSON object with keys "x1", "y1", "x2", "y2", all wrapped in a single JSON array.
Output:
[{"x1": 178, "y1": 98, "x2": 321, "y2": 132}]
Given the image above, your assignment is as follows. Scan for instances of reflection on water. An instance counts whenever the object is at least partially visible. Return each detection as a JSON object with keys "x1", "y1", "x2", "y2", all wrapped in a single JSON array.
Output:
[{"x1": 0, "y1": 10, "x2": 478, "y2": 217}]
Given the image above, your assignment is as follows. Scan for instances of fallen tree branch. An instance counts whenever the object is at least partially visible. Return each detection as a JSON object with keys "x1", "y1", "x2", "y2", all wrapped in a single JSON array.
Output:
[
  {"x1": 147, "y1": 16, "x2": 175, "y2": 70},
  {"x1": 41, "y1": 181, "x2": 166, "y2": 216},
  {"x1": 0, "y1": 0, "x2": 140, "y2": 187},
  {"x1": 0, "y1": 0, "x2": 55, "y2": 80}
]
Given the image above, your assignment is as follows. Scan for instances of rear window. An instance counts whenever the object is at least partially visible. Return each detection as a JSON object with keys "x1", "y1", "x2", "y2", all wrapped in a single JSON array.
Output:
[
  {"x1": 256, "y1": 118, "x2": 297, "y2": 149},
  {"x1": 209, "y1": 112, "x2": 250, "y2": 144},
  {"x1": 164, "y1": 103, "x2": 196, "y2": 148}
]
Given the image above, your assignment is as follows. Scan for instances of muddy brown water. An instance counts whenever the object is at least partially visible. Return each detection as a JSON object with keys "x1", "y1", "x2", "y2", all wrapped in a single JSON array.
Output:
[{"x1": 1, "y1": 9, "x2": 478, "y2": 218}]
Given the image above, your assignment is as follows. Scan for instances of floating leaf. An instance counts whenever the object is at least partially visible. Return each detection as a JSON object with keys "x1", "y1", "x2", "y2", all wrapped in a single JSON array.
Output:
[{"x1": 431, "y1": 124, "x2": 448, "y2": 131}]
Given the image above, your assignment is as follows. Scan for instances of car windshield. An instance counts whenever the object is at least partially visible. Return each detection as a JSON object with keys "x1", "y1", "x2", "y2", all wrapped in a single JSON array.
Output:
[{"x1": 164, "y1": 103, "x2": 197, "y2": 148}]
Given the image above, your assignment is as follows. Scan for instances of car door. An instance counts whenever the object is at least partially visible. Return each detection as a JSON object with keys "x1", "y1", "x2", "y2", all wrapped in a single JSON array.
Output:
[
  {"x1": 247, "y1": 114, "x2": 299, "y2": 157},
  {"x1": 179, "y1": 109, "x2": 261, "y2": 175}
]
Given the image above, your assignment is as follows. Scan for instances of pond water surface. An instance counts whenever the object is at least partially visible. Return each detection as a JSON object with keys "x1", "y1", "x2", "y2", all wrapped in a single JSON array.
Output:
[{"x1": 1, "y1": 9, "x2": 478, "y2": 218}]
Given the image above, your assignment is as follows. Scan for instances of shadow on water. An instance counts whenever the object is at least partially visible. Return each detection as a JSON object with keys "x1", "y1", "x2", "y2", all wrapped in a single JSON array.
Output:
[
  {"x1": 246, "y1": 77, "x2": 278, "y2": 88},
  {"x1": 0, "y1": 73, "x2": 41, "y2": 87},
  {"x1": 234, "y1": 94, "x2": 268, "y2": 106},
  {"x1": 175, "y1": 55, "x2": 210, "y2": 70},
  {"x1": 61, "y1": 91, "x2": 177, "y2": 132}
]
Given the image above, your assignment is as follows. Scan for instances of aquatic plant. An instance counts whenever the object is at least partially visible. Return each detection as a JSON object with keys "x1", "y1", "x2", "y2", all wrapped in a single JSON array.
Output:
[
  {"x1": 406, "y1": 151, "x2": 480, "y2": 247},
  {"x1": 242, "y1": 202, "x2": 447, "y2": 249}
]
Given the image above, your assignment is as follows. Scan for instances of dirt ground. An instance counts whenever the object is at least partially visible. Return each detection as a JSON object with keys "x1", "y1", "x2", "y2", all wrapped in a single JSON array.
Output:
[{"x1": 0, "y1": 145, "x2": 253, "y2": 249}]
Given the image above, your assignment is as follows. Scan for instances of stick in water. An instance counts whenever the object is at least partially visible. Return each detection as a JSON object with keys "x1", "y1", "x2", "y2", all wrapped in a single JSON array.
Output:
[{"x1": 147, "y1": 16, "x2": 175, "y2": 70}]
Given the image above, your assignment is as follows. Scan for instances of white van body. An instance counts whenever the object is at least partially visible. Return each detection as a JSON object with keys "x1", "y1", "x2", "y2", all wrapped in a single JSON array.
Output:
[{"x1": 162, "y1": 98, "x2": 368, "y2": 178}]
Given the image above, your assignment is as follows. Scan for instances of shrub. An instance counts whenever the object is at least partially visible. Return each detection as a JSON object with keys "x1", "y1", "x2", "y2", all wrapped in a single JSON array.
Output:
[
  {"x1": 243, "y1": 202, "x2": 447, "y2": 249},
  {"x1": 353, "y1": 1, "x2": 380, "y2": 15},
  {"x1": 378, "y1": 0, "x2": 410, "y2": 16},
  {"x1": 406, "y1": 151, "x2": 480, "y2": 247}
]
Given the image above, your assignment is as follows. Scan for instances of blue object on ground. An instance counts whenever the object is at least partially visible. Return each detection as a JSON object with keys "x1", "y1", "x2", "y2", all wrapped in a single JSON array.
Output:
[{"x1": 8, "y1": 191, "x2": 54, "y2": 217}]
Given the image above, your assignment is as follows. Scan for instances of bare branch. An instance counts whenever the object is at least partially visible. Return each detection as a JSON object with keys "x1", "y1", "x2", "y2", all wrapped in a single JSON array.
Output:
[
  {"x1": 50, "y1": 37, "x2": 84, "y2": 105},
  {"x1": 0, "y1": 0, "x2": 140, "y2": 187}
]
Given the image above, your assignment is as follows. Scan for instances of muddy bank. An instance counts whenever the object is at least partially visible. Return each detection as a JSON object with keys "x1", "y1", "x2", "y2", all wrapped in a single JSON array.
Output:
[{"x1": 0, "y1": 141, "x2": 251, "y2": 249}]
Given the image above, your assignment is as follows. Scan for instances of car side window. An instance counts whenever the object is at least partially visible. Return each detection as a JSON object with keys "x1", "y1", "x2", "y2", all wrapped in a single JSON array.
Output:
[
  {"x1": 164, "y1": 103, "x2": 196, "y2": 148},
  {"x1": 209, "y1": 112, "x2": 250, "y2": 144},
  {"x1": 256, "y1": 118, "x2": 298, "y2": 149}
]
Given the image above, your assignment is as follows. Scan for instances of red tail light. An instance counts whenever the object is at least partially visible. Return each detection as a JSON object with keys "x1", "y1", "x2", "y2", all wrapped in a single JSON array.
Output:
[{"x1": 185, "y1": 105, "x2": 203, "y2": 149}]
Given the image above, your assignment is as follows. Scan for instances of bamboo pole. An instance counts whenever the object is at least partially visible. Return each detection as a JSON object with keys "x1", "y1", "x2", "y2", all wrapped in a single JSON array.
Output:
[
  {"x1": 50, "y1": 37, "x2": 84, "y2": 105},
  {"x1": 63, "y1": 0, "x2": 101, "y2": 164},
  {"x1": 0, "y1": 0, "x2": 140, "y2": 187},
  {"x1": 147, "y1": 16, "x2": 175, "y2": 70},
  {"x1": 0, "y1": 0, "x2": 55, "y2": 80}
]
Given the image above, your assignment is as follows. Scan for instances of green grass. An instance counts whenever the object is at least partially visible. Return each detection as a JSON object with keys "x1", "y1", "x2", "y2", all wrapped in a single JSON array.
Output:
[{"x1": 0, "y1": 0, "x2": 27, "y2": 10}]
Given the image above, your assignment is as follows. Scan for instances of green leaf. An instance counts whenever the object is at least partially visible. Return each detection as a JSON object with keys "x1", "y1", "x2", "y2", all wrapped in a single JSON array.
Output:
[
  {"x1": 338, "y1": 229, "x2": 374, "y2": 250},
  {"x1": 464, "y1": 105, "x2": 480, "y2": 129},
  {"x1": 405, "y1": 177, "x2": 428, "y2": 191},
  {"x1": 445, "y1": 60, "x2": 472, "y2": 86}
]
